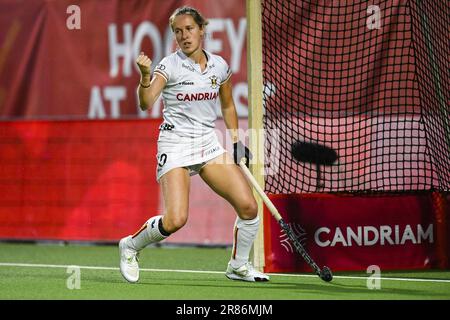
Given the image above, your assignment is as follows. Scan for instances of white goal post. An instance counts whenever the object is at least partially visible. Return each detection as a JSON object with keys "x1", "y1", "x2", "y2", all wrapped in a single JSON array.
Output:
[{"x1": 246, "y1": 0, "x2": 265, "y2": 271}]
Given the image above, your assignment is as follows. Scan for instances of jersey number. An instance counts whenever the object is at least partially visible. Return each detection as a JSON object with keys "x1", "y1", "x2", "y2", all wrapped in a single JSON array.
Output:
[{"x1": 158, "y1": 153, "x2": 167, "y2": 167}]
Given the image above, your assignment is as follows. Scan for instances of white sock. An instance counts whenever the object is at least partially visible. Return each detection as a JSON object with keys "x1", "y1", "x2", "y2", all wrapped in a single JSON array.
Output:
[
  {"x1": 128, "y1": 215, "x2": 169, "y2": 251},
  {"x1": 230, "y1": 216, "x2": 260, "y2": 269}
]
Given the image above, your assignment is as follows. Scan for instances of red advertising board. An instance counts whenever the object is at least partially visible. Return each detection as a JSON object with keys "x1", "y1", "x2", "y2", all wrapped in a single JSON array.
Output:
[
  {"x1": 264, "y1": 193, "x2": 448, "y2": 272},
  {"x1": 0, "y1": 119, "x2": 160, "y2": 241},
  {"x1": 0, "y1": 0, "x2": 248, "y2": 120},
  {"x1": 0, "y1": 119, "x2": 242, "y2": 244}
]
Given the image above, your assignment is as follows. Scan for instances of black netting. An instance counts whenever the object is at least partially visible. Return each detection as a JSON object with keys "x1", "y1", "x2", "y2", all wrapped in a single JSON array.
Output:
[{"x1": 262, "y1": 0, "x2": 449, "y2": 193}]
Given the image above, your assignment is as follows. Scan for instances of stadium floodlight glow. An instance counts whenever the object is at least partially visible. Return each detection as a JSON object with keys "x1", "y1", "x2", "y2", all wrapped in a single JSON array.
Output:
[{"x1": 239, "y1": 160, "x2": 333, "y2": 282}]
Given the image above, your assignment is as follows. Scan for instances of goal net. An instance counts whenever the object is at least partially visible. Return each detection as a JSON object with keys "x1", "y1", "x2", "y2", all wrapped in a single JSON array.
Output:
[{"x1": 261, "y1": 0, "x2": 449, "y2": 193}]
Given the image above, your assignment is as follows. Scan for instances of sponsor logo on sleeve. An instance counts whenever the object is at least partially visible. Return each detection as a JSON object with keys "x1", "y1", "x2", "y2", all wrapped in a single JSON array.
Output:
[{"x1": 155, "y1": 64, "x2": 166, "y2": 71}]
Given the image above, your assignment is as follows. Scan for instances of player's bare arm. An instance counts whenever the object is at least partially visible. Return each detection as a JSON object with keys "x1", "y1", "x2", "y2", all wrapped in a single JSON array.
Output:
[
  {"x1": 219, "y1": 77, "x2": 239, "y2": 143},
  {"x1": 219, "y1": 77, "x2": 252, "y2": 167},
  {"x1": 136, "y1": 52, "x2": 166, "y2": 111}
]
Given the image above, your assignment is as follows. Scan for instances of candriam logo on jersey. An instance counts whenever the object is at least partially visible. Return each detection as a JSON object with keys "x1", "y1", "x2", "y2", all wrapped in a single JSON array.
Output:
[{"x1": 176, "y1": 92, "x2": 219, "y2": 102}]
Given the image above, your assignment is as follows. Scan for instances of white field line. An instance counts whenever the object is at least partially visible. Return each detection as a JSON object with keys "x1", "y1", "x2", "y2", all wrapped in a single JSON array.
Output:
[{"x1": 1, "y1": 262, "x2": 450, "y2": 284}]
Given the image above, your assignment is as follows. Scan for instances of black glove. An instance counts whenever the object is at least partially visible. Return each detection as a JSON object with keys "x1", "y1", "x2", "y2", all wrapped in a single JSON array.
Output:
[{"x1": 233, "y1": 141, "x2": 252, "y2": 167}]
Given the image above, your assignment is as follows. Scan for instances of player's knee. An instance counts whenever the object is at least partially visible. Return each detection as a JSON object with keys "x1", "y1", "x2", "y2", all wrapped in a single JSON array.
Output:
[
  {"x1": 163, "y1": 214, "x2": 188, "y2": 233},
  {"x1": 238, "y1": 198, "x2": 258, "y2": 220}
]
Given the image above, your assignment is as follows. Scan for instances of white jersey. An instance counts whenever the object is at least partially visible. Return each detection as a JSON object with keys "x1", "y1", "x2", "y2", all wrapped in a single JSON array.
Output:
[{"x1": 154, "y1": 49, "x2": 231, "y2": 138}]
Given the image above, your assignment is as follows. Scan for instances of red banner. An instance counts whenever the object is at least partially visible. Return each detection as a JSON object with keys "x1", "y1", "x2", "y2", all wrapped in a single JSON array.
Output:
[
  {"x1": 0, "y1": 119, "x2": 242, "y2": 244},
  {"x1": 0, "y1": 0, "x2": 248, "y2": 119},
  {"x1": 264, "y1": 193, "x2": 448, "y2": 272},
  {"x1": 0, "y1": 119, "x2": 159, "y2": 241}
]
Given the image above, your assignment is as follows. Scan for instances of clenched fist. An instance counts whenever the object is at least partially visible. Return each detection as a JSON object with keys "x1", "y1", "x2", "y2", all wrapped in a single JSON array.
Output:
[{"x1": 136, "y1": 52, "x2": 152, "y2": 76}]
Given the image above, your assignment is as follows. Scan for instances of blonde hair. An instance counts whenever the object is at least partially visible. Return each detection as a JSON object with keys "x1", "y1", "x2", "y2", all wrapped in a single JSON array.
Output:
[{"x1": 169, "y1": 6, "x2": 209, "y2": 31}]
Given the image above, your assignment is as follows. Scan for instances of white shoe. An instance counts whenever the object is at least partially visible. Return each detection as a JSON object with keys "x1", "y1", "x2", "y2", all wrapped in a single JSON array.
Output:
[
  {"x1": 225, "y1": 262, "x2": 270, "y2": 282},
  {"x1": 119, "y1": 236, "x2": 140, "y2": 283}
]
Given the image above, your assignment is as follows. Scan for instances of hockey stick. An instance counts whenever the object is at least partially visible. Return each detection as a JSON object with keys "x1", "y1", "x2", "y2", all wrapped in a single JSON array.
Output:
[{"x1": 239, "y1": 161, "x2": 333, "y2": 282}]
